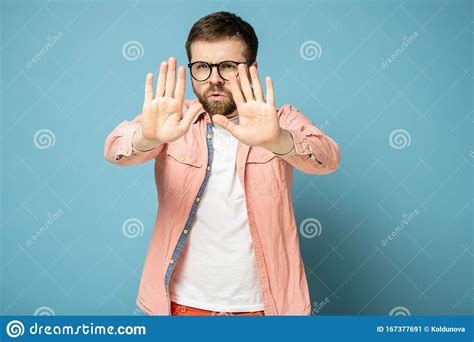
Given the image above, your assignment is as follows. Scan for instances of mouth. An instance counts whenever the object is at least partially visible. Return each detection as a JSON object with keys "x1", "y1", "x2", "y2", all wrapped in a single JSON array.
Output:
[{"x1": 208, "y1": 93, "x2": 227, "y2": 101}]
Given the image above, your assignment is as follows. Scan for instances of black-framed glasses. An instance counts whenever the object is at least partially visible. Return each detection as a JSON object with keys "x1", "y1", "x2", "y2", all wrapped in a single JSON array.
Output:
[{"x1": 187, "y1": 60, "x2": 253, "y2": 82}]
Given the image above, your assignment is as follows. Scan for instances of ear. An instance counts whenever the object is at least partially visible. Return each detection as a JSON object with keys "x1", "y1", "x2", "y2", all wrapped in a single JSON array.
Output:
[{"x1": 252, "y1": 60, "x2": 258, "y2": 69}]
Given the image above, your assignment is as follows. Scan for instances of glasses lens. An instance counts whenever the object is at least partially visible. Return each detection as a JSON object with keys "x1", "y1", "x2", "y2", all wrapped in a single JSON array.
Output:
[
  {"x1": 191, "y1": 62, "x2": 210, "y2": 81},
  {"x1": 218, "y1": 61, "x2": 239, "y2": 80}
]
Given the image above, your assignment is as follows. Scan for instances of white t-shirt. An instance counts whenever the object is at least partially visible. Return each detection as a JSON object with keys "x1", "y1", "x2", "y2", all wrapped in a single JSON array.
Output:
[{"x1": 169, "y1": 117, "x2": 264, "y2": 312}]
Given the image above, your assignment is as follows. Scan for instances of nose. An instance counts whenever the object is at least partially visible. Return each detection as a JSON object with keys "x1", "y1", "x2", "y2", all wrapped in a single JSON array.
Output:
[{"x1": 208, "y1": 66, "x2": 225, "y2": 85}]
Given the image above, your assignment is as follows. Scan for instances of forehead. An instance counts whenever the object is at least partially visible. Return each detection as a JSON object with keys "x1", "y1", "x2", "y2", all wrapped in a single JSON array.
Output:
[{"x1": 190, "y1": 39, "x2": 247, "y2": 62}]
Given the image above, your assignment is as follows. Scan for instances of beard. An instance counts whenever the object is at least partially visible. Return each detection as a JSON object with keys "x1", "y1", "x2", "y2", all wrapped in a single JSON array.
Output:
[{"x1": 193, "y1": 84, "x2": 237, "y2": 117}]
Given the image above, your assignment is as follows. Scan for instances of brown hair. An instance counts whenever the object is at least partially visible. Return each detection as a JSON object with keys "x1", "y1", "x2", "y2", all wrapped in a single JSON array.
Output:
[{"x1": 185, "y1": 11, "x2": 259, "y2": 62}]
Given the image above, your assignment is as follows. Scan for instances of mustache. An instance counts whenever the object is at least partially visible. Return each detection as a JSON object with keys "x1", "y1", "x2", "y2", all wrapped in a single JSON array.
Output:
[{"x1": 205, "y1": 87, "x2": 232, "y2": 97}]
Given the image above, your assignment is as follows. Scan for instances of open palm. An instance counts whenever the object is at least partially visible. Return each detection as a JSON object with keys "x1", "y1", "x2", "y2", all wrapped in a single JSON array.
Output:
[
  {"x1": 212, "y1": 64, "x2": 282, "y2": 148},
  {"x1": 141, "y1": 57, "x2": 202, "y2": 144}
]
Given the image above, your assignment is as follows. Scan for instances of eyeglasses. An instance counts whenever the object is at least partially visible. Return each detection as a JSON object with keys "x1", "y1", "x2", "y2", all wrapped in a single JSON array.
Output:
[{"x1": 187, "y1": 60, "x2": 253, "y2": 82}]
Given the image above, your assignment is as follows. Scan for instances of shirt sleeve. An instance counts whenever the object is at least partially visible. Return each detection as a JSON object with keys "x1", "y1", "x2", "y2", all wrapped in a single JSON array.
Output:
[
  {"x1": 274, "y1": 104, "x2": 340, "y2": 175},
  {"x1": 103, "y1": 114, "x2": 166, "y2": 166}
]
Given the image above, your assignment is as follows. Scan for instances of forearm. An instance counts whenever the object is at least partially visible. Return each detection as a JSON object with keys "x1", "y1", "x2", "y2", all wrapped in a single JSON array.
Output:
[
  {"x1": 269, "y1": 105, "x2": 340, "y2": 175},
  {"x1": 277, "y1": 129, "x2": 340, "y2": 174},
  {"x1": 104, "y1": 119, "x2": 165, "y2": 166}
]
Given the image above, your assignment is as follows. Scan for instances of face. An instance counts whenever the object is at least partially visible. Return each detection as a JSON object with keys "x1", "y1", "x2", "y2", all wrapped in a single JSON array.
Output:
[{"x1": 189, "y1": 39, "x2": 254, "y2": 117}]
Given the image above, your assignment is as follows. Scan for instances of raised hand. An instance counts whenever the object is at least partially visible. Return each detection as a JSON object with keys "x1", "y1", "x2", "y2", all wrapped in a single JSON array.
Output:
[
  {"x1": 135, "y1": 57, "x2": 202, "y2": 149},
  {"x1": 212, "y1": 64, "x2": 292, "y2": 153}
]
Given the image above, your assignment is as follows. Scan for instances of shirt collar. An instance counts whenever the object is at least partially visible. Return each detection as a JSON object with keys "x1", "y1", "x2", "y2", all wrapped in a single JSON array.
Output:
[
  {"x1": 190, "y1": 99, "x2": 214, "y2": 125},
  {"x1": 190, "y1": 99, "x2": 237, "y2": 126}
]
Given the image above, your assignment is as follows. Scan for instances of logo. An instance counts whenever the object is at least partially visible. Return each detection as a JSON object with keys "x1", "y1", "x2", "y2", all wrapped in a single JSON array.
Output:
[
  {"x1": 299, "y1": 218, "x2": 323, "y2": 238},
  {"x1": 6, "y1": 320, "x2": 24, "y2": 338},
  {"x1": 300, "y1": 40, "x2": 322, "y2": 61},
  {"x1": 122, "y1": 40, "x2": 144, "y2": 61},
  {"x1": 389, "y1": 306, "x2": 411, "y2": 316},
  {"x1": 33, "y1": 129, "x2": 55, "y2": 150},
  {"x1": 389, "y1": 129, "x2": 411, "y2": 149},
  {"x1": 122, "y1": 218, "x2": 144, "y2": 239}
]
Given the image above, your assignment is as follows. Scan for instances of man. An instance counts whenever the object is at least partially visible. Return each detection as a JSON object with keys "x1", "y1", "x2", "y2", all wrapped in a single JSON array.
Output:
[{"x1": 104, "y1": 11, "x2": 340, "y2": 316}]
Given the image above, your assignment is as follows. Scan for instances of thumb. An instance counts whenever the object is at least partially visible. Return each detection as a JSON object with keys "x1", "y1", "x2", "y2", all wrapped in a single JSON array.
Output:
[
  {"x1": 179, "y1": 103, "x2": 203, "y2": 131},
  {"x1": 213, "y1": 114, "x2": 238, "y2": 135}
]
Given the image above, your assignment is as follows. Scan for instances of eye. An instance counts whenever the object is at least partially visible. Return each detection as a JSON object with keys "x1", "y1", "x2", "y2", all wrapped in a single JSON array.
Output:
[
  {"x1": 196, "y1": 63, "x2": 209, "y2": 70},
  {"x1": 221, "y1": 62, "x2": 237, "y2": 70}
]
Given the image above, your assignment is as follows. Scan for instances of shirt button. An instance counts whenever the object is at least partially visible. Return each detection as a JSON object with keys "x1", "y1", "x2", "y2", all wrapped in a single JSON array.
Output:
[
  {"x1": 169, "y1": 258, "x2": 174, "y2": 264},
  {"x1": 179, "y1": 154, "x2": 185, "y2": 162},
  {"x1": 195, "y1": 197, "x2": 201, "y2": 203},
  {"x1": 206, "y1": 166, "x2": 211, "y2": 171},
  {"x1": 207, "y1": 134, "x2": 212, "y2": 140},
  {"x1": 183, "y1": 229, "x2": 188, "y2": 234}
]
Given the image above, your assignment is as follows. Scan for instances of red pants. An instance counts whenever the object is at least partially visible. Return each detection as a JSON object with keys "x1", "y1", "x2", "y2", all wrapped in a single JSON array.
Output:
[{"x1": 171, "y1": 301, "x2": 265, "y2": 316}]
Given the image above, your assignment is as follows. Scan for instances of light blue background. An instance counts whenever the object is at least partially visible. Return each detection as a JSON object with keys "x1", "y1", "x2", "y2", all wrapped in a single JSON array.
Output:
[{"x1": 1, "y1": 0, "x2": 472, "y2": 316}]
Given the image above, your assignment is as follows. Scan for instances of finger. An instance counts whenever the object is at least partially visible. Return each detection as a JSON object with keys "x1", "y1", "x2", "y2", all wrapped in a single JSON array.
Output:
[
  {"x1": 229, "y1": 72, "x2": 245, "y2": 106},
  {"x1": 174, "y1": 66, "x2": 186, "y2": 103},
  {"x1": 238, "y1": 64, "x2": 254, "y2": 101},
  {"x1": 165, "y1": 57, "x2": 176, "y2": 97},
  {"x1": 179, "y1": 103, "x2": 202, "y2": 132},
  {"x1": 212, "y1": 114, "x2": 238, "y2": 136},
  {"x1": 266, "y1": 76, "x2": 275, "y2": 106},
  {"x1": 249, "y1": 66, "x2": 263, "y2": 102},
  {"x1": 156, "y1": 61, "x2": 168, "y2": 98},
  {"x1": 144, "y1": 73, "x2": 153, "y2": 102}
]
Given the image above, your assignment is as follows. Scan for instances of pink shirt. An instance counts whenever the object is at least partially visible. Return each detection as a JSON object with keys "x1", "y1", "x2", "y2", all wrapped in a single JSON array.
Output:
[{"x1": 104, "y1": 98, "x2": 340, "y2": 315}]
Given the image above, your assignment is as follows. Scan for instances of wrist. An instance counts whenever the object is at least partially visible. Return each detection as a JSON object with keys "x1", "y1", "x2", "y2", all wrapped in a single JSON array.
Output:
[
  {"x1": 132, "y1": 126, "x2": 162, "y2": 152},
  {"x1": 262, "y1": 129, "x2": 294, "y2": 155}
]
